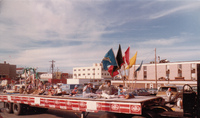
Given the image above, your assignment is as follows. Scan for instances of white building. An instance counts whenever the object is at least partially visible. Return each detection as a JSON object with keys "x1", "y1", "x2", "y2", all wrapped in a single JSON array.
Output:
[
  {"x1": 73, "y1": 63, "x2": 112, "y2": 79},
  {"x1": 112, "y1": 60, "x2": 200, "y2": 88}
]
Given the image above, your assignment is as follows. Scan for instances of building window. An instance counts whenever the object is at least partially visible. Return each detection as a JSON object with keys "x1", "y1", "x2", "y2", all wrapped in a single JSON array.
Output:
[
  {"x1": 178, "y1": 64, "x2": 182, "y2": 69},
  {"x1": 178, "y1": 73, "x2": 182, "y2": 77},
  {"x1": 134, "y1": 72, "x2": 137, "y2": 79},
  {"x1": 144, "y1": 71, "x2": 147, "y2": 80},
  {"x1": 93, "y1": 68, "x2": 95, "y2": 70},
  {"x1": 143, "y1": 66, "x2": 147, "y2": 71},
  {"x1": 191, "y1": 73, "x2": 196, "y2": 80},
  {"x1": 83, "y1": 69, "x2": 85, "y2": 71},
  {"x1": 192, "y1": 63, "x2": 196, "y2": 69},
  {"x1": 93, "y1": 73, "x2": 95, "y2": 75},
  {"x1": 78, "y1": 74, "x2": 81, "y2": 76},
  {"x1": 83, "y1": 73, "x2": 85, "y2": 76},
  {"x1": 166, "y1": 65, "x2": 170, "y2": 70},
  {"x1": 78, "y1": 69, "x2": 81, "y2": 71},
  {"x1": 88, "y1": 69, "x2": 90, "y2": 71},
  {"x1": 88, "y1": 73, "x2": 90, "y2": 75}
]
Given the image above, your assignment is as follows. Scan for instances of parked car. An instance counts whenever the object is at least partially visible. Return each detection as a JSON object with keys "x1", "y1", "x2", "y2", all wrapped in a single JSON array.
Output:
[
  {"x1": 60, "y1": 84, "x2": 83, "y2": 95},
  {"x1": 132, "y1": 88, "x2": 150, "y2": 96},
  {"x1": 156, "y1": 86, "x2": 180, "y2": 103},
  {"x1": 147, "y1": 88, "x2": 157, "y2": 95},
  {"x1": 192, "y1": 86, "x2": 197, "y2": 94}
]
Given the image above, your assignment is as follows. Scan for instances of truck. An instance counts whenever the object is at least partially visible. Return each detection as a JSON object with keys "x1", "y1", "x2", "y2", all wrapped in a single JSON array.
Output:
[
  {"x1": 0, "y1": 64, "x2": 200, "y2": 118},
  {"x1": 0, "y1": 93, "x2": 171, "y2": 118}
]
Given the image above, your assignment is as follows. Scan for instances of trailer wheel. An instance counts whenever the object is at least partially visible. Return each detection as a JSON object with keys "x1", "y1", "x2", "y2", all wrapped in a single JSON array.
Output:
[
  {"x1": 38, "y1": 108, "x2": 48, "y2": 113},
  {"x1": 13, "y1": 103, "x2": 22, "y2": 115},
  {"x1": 150, "y1": 105, "x2": 173, "y2": 113},
  {"x1": 143, "y1": 111, "x2": 158, "y2": 118},
  {"x1": 4, "y1": 102, "x2": 13, "y2": 113}
]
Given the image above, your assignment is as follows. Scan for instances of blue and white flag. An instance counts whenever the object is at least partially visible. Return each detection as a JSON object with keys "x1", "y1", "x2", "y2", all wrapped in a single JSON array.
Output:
[
  {"x1": 135, "y1": 61, "x2": 143, "y2": 72},
  {"x1": 102, "y1": 48, "x2": 118, "y2": 70}
]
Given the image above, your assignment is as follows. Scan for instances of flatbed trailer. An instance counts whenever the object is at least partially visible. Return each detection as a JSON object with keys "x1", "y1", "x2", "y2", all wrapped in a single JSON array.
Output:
[{"x1": 0, "y1": 93, "x2": 171, "y2": 118}]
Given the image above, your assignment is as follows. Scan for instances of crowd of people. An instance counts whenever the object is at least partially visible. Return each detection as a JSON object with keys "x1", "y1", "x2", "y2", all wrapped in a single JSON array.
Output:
[{"x1": 4, "y1": 80, "x2": 135, "y2": 99}]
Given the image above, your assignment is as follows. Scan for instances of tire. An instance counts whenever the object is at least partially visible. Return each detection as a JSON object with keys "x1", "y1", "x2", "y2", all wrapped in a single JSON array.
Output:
[
  {"x1": 13, "y1": 103, "x2": 22, "y2": 115},
  {"x1": 151, "y1": 105, "x2": 173, "y2": 113},
  {"x1": 4, "y1": 102, "x2": 13, "y2": 113},
  {"x1": 143, "y1": 110, "x2": 158, "y2": 118}
]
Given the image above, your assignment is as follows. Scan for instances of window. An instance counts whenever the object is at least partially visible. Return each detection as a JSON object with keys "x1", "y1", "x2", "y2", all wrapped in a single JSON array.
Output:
[
  {"x1": 178, "y1": 64, "x2": 182, "y2": 69},
  {"x1": 78, "y1": 69, "x2": 81, "y2": 71},
  {"x1": 83, "y1": 73, "x2": 85, "y2": 76},
  {"x1": 166, "y1": 65, "x2": 170, "y2": 70},
  {"x1": 143, "y1": 66, "x2": 147, "y2": 71},
  {"x1": 93, "y1": 68, "x2": 95, "y2": 70},
  {"x1": 93, "y1": 73, "x2": 95, "y2": 75},
  {"x1": 192, "y1": 63, "x2": 195, "y2": 69},
  {"x1": 88, "y1": 69, "x2": 90, "y2": 71},
  {"x1": 134, "y1": 72, "x2": 137, "y2": 79},
  {"x1": 144, "y1": 71, "x2": 147, "y2": 80},
  {"x1": 178, "y1": 73, "x2": 182, "y2": 77},
  {"x1": 78, "y1": 74, "x2": 81, "y2": 76},
  {"x1": 74, "y1": 69, "x2": 76, "y2": 71},
  {"x1": 83, "y1": 69, "x2": 85, "y2": 71},
  {"x1": 88, "y1": 73, "x2": 90, "y2": 75}
]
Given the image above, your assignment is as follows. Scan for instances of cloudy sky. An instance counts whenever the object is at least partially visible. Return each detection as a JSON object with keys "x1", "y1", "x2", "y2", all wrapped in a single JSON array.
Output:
[{"x1": 0, "y1": 0, "x2": 200, "y2": 73}]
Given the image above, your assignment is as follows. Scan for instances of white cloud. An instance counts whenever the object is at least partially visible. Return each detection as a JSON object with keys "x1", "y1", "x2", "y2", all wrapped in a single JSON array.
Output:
[
  {"x1": 1, "y1": 0, "x2": 200, "y2": 73},
  {"x1": 138, "y1": 37, "x2": 184, "y2": 46},
  {"x1": 149, "y1": 2, "x2": 200, "y2": 19}
]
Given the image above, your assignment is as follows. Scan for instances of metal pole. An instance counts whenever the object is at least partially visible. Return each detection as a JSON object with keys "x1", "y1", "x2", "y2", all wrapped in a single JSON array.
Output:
[
  {"x1": 197, "y1": 64, "x2": 200, "y2": 118},
  {"x1": 50, "y1": 60, "x2": 55, "y2": 79},
  {"x1": 155, "y1": 48, "x2": 157, "y2": 89}
]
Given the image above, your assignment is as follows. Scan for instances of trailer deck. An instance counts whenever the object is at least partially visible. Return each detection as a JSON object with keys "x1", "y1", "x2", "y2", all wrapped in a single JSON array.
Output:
[{"x1": 0, "y1": 93, "x2": 164, "y2": 116}]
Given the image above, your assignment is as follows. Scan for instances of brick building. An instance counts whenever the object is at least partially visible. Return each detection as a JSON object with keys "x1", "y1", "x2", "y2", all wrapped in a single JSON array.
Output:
[{"x1": 0, "y1": 61, "x2": 16, "y2": 79}]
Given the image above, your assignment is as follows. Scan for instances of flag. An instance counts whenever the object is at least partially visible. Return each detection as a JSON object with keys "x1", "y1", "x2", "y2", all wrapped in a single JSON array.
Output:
[
  {"x1": 102, "y1": 48, "x2": 118, "y2": 70},
  {"x1": 135, "y1": 61, "x2": 143, "y2": 72},
  {"x1": 126, "y1": 51, "x2": 137, "y2": 69},
  {"x1": 125, "y1": 47, "x2": 130, "y2": 65},
  {"x1": 113, "y1": 44, "x2": 124, "y2": 72},
  {"x1": 121, "y1": 56, "x2": 125, "y2": 66},
  {"x1": 108, "y1": 65, "x2": 119, "y2": 77}
]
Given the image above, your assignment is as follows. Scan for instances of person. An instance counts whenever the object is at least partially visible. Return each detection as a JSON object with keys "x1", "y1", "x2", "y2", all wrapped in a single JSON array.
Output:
[
  {"x1": 117, "y1": 85, "x2": 135, "y2": 99},
  {"x1": 91, "y1": 85, "x2": 97, "y2": 93},
  {"x1": 99, "y1": 80, "x2": 116, "y2": 95},
  {"x1": 83, "y1": 82, "x2": 92, "y2": 94},
  {"x1": 70, "y1": 85, "x2": 78, "y2": 96},
  {"x1": 54, "y1": 85, "x2": 62, "y2": 96},
  {"x1": 48, "y1": 85, "x2": 54, "y2": 96},
  {"x1": 83, "y1": 82, "x2": 98, "y2": 98},
  {"x1": 166, "y1": 88, "x2": 173, "y2": 102},
  {"x1": 118, "y1": 85, "x2": 124, "y2": 95}
]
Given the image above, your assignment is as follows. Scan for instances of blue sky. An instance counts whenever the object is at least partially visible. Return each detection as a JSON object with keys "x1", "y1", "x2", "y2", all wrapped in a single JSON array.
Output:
[{"x1": 0, "y1": 0, "x2": 200, "y2": 73}]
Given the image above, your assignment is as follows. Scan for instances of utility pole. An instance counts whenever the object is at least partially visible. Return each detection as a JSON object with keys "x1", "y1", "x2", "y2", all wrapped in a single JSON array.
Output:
[
  {"x1": 49, "y1": 60, "x2": 55, "y2": 79},
  {"x1": 155, "y1": 48, "x2": 157, "y2": 89}
]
